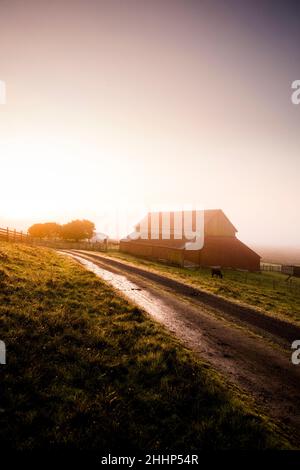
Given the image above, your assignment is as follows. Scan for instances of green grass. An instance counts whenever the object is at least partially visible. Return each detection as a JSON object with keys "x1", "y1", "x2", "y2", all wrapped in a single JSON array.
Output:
[
  {"x1": 105, "y1": 250, "x2": 300, "y2": 326},
  {"x1": 0, "y1": 242, "x2": 291, "y2": 451}
]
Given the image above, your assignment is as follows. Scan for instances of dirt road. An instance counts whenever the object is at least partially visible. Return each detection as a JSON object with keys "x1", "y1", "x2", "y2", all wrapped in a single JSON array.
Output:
[{"x1": 64, "y1": 250, "x2": 300, "y2": 446}]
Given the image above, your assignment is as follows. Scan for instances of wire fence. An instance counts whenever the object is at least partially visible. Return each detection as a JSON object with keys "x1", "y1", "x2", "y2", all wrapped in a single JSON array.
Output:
[{"x1": 226, "y1": 266, "x2": 300, "y2": 296}]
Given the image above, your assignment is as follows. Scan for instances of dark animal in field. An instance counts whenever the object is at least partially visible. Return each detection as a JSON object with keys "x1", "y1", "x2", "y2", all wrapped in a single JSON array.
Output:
[{"x1": 211, "y1": 267, "x2": 223, "y2": 279}]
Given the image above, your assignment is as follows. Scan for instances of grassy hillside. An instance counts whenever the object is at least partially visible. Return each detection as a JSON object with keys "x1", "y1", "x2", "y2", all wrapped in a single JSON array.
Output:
[
  {"x1": 105, "y1": 250, "x2": 300, "y2": 325},
  {"x1": 0, "y1": 242, "x2": 290, "y2": 451}
]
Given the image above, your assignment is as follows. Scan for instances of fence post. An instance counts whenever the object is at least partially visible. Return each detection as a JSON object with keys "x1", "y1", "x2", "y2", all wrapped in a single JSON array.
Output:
[{"x1": 6, "y1": 227, "x2": 9, "y2": 241}]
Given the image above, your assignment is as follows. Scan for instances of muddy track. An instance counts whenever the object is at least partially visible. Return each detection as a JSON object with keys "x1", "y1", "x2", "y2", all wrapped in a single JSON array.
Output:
[
  {"x1": 63, "y1": 250, "x2": 300, "y2": 446},
  {"x1": 70, "y1": 250, "x2": 300, "y2": 345}
]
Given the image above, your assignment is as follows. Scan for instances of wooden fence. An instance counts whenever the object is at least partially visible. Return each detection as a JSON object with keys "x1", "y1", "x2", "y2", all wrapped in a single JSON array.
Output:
[
  {"x1": 0, "y1": 227, "x2": 107, "y2": 252},
  {"x1": 30, "y1": 238, "x2": 107, "y2": 252},
  {"x1": 0, "y1": 227, "x2": 31, "y2": 243}
]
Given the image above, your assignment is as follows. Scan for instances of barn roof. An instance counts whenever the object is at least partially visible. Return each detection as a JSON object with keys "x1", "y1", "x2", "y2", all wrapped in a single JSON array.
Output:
[
  {"x1": 134, "y1": 209, "x2": 237, "y2": 233},
  {"x1": 204, "y1": 209, "x2": 238, "y2": 233}
]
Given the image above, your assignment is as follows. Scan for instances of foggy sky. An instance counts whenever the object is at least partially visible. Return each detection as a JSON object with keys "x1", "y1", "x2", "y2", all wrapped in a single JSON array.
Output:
[{"x1": 0, "y1": 0, "x2": 299, "y2": 246}]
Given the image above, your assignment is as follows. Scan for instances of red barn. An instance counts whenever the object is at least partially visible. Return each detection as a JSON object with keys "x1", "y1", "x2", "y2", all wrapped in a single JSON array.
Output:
[{"x1": 120, "y1": 209, "x2": 260, "y2": 271}]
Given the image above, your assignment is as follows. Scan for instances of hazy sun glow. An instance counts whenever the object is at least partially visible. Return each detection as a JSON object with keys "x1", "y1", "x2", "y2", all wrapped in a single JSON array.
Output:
[
  {"x1": 0, "y1": 0, "x2": 299, "y2": 245},
  {"x1": 0, "y1": 135, "x2": 140, "y2": 220}
]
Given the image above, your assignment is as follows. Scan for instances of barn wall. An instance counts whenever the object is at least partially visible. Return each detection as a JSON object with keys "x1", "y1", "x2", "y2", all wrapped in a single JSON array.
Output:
[
  {"x1": 198, "y1": 237, "x2": 260, "y2": 271},
  {"x1": 120, "y1": 236, "x2": 260, "y2": 271},
  {"x1": 120, "y1": 241, "x2": 184, "y2": 266},
  {"x1": 184, "y1": 250, "x2": 200, "y2": 265}
]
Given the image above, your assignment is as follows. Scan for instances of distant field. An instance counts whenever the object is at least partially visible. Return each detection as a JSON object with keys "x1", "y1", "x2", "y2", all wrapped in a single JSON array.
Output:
[
  {"x1": 253, "y1": 245, "x2": 300, "y2": 265},
  {"x1": 106, "y1": 250, "x2": 300, "y2": 326},
  {"x1": 0, "y1": 242, "x2": 289, "y2": 450}
]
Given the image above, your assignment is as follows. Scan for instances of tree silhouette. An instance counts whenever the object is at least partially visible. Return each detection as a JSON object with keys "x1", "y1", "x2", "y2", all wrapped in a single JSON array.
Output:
[
  {"x1": 28, "y1": 222, "x2": 62, "y2": 239},
  {"x1": 61, "y1": 219, "x2": 95, "y2": 241}
]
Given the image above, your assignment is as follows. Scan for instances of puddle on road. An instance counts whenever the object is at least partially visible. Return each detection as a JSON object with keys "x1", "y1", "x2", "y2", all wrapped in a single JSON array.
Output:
[{"x1": 63, "y1": 253, "x2": 204, "y2": 350}]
